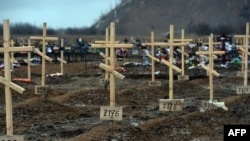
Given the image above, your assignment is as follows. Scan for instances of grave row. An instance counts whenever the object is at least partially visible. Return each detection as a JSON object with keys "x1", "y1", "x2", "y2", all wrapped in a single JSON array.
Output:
[{"x1": 1, "y1": 19, "x2": 250, "y2": 140}]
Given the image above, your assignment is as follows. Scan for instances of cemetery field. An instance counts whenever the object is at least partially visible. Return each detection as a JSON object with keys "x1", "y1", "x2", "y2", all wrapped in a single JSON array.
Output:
[{"x1": 0, "y1": 61, "x2": 250, "y2": 141}]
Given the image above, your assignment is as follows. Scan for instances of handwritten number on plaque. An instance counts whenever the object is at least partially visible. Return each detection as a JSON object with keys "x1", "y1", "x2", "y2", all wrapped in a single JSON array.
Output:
[
  {"x1": 104, "y1": 110, "x2": 119, "y2": 118},
  {"x1": 163, "y1": 101, "x2": 182, "y2": 111}
]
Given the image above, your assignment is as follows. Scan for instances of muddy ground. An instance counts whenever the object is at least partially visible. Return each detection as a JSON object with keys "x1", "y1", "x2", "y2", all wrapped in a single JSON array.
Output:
[{"x1": 0, "y1": 59, "x2": 250, "y2": 141}]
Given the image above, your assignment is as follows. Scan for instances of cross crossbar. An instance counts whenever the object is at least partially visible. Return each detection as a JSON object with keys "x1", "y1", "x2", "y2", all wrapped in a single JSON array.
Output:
[
  {"x1": 0, "y1": 76, "x2": 25, "y2": 94},
  {"x1": 94, "y1": 40, "x2": 119, "y2": 44},
  {"x1": 30, "y1": 36, "x2": 58, "y2": 41},
  {"x1": 99, "y1": 63, "x2": 125, "y2": 80},
  {"x1": 91, "y1": 43, "x2": 133, "y2": 48},
  {"x1": 147, "y1": 54, "x2": 182, "y2": 72},
  {"x1": 0, "y1": 46, "x2": 34, "y2": 52}
]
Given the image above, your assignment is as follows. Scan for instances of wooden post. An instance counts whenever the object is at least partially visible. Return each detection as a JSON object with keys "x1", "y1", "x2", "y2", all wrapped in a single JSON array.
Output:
[
  {"x1": 169, "y1": 25, "x2": 178, "y2": 99},
  {"x1": 27, "y1": 39, "x2": 32, "y2": 80},
  {"x1": 176, "y1": 29, "x2": 193, "y2": 80},
  {"x1": 236, "y1": 41, "x2": 247, "y2": 75},
  {"x1": 199, "y1": 38, "x2": 221, "y2": 76},
  {"x1": 234, "y1": 22, "x2": 250, "y2": 94},
  {"x1": 58, "y1": 38, "x2": 67, "y2": 74},
  {"x1": 94, "y1": 27, "x2": 111, "y2": 85},
  {"x1": 0, "y1": 19, "x2": 34, "y2": 140},
  {"x1": 104, "y1": 28, "x2": 110, "y2": 80},
  {"x1": 235, "y1": 38, "x2": 245, "y2": 73},
  {"x1": 92, "y1": 22, "x2": 133, "y2": 121},
  {"x1": 147, "y1": 31, "x2": 161, "y2": 86},
  {"x1": 196, "y1": 33, "x2": 228, "y2": 110},
  {"x1": 30, "y1": 22, "x2": 58, "y2": 86},
  {"x1": 10, "y1": 39, "x2": 16, "y2": 70},
  {"x1": 25, "y1": 39, "x2": 53, "y2": 83}
]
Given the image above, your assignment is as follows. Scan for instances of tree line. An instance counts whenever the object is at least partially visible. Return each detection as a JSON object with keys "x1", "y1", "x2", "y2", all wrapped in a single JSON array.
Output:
[
  {"x1": 0, "y1": 22, "x2": 98, "y2": 35},
  {"x1": 0, "y1": 21, "x2": 246, "y2": 36}
]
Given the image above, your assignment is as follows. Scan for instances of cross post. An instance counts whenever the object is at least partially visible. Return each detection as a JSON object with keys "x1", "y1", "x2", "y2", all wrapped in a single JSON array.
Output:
[
  {"x1": 175, "y1": 29, "x2": 193, "y2": 80},
  {"x1": 234, "y1": 37, "x2": 245, "y2": 73},
  {"x1": 94, "y1": 28, "x2": 111, "y2": 81},
  {"x1": 10, "y1": 39, "x2": 16, "y2": 70},
  {"x1": 58, "y1": 38, "x2": 67, "y2": 74}
]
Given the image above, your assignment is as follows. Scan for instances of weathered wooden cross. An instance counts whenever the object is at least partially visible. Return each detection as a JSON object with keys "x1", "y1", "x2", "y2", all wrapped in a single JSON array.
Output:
[
  {"x1": 95, "y1": 28, "x2": 111, "y2": 84},
  {"x1": 22, "y1": 39, "x2": 53, "y2": 83},
  {"x1": 91, "y1": 22, "x2": 133, "y2": 121},
  {"x1": 198, "y1": 37, "x2": 221, "y2": 76},
  {"x1": 0, "y1": 19, "x2": 34, "y2": 141},
  {"x1": 58, "y1": 38, "x2": 67, "y2": 74},
  {"x1": 235, "y1": 37, "x2": 245, "y2": 73},
  {"x1": 9, "y1": 39, "x2": 16, "y2": 70},
  {"x1": 144, "y1": 25, "x2": 188, "y2": 111},
  {"x1": 175, "y1": 29, "x2": 193, "y2": 80},
  {"x1": 30, "y1": 22, "x2": 58, "y2": 94},
  {"x1": 46, "y1": 38, "x2": 67, "y2": 77},
  {"x1": 234, "y1": 22, "x2": 250, "y2": 94},
  {"x1": 95, "y1": 28, "x2": 126, "y2": 87},
  {"x1": 196, "y1": 33, "x2": 228, "y2": 110}
]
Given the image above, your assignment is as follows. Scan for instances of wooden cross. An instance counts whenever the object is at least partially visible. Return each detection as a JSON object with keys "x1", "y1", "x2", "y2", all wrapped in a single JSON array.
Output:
[
  {"x1": 234, "y1": 22, "x2": 250, "y2": 94},
  {"x1": 144, "y1": 25, "x2": 187, "y2": 99},
  {"x1": 10, "y1": 39, "x2": 16, "y2": 70},
  {"x1": 235, "y1": 38, "x2": 245, "y2": 73},
  {"x1": 143, "y1": 30, "x2": 187, "y2": 87},
  {"x1": 58, "y1": 38, "x2": 67, "y2": 74},
  {"x1": 91, "y1": 22, "x2": 133, "y2": 108},
  {"x1": 30, "y1": 22, "x2": 58, "y2": 86},
  {"x1": 175, "y1": 29, "x2": 193, "y2": 80},
  {"x1": 95, "y1": 28, "x2": 111, "y2": 81},
  {"x1": 142, "y1": 25, "x2": 189, "y2": 112},
  {"x1": 24, "y1": 39, "x2": 53, "y2": 82},
  {"x1": 25, "y1": 39, "x2": 32, "y2": 80},
  {"x1": 196, "y1": 34, "x2": 227, "y2": 110},
  {"x1": 0, "y1": 19, "x2": 34, "y2": 140}
]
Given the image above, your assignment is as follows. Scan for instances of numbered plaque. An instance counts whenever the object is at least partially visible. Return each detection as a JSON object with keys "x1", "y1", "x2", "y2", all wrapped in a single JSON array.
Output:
[
  {"x1": 237, "y1": 71, "x2": 244, "y2": 77},
  {"x1": 201, "y1": 100, "x2": 218, "y2": 110},
  {"x1": 148, "y1": 81, "x2": 161, "y2": 87},
  {"x1": 100, "y1": 106, "x2": 123, "y2": 121},
  {"x1": 0, "y1": 135, "x2": 24, "y2": 141},
  {"x1": 237, "y1": 86, "x2": 250, "y2": 94},
  {"x1": 237, "y1": 71, "x2": 250, "y2": 77},
  {"x1": 178, "y1": 75, "x2": 189, "y2": 81},
  {"x1": 159, "y1": 99, "x2": 184, "y2": 111}
]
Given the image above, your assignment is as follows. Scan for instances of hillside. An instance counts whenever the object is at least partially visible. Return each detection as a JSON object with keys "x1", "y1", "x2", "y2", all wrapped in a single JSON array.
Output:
[{"x1": 94, "y1": 0, "x2": 250, "y2": 36}]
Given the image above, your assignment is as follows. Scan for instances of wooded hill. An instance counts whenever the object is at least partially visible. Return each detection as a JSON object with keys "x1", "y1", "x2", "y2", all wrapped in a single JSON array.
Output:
[{"x1": 93, "y1": 0, "x2": 250, "y2": 36}]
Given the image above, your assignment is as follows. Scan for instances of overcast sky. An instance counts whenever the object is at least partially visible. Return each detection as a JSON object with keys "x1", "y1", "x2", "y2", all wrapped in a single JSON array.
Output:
[{"x1": 1, "y1": 0, "x2": 121, "y2": 29}]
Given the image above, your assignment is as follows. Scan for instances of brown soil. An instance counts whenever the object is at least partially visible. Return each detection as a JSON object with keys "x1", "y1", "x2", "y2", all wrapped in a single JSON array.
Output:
[{"x1": 0, "y1": 61, "x2": 249, "y2": 141}]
